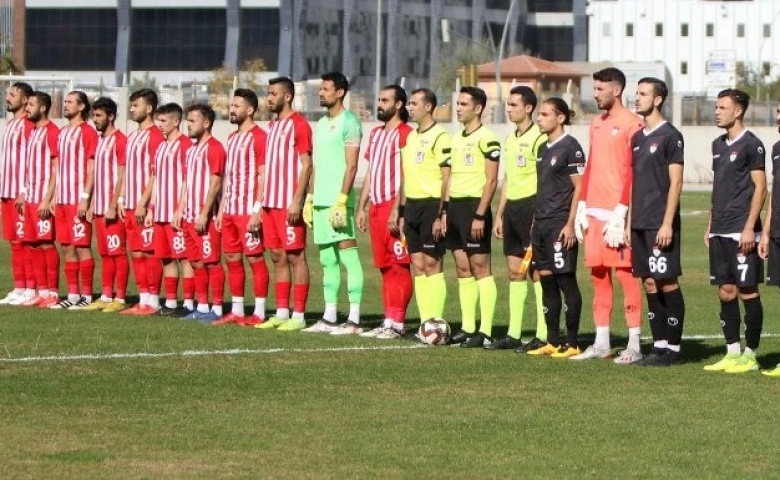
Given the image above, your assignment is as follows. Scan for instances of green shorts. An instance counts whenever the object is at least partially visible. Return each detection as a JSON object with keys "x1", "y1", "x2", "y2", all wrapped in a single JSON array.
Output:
[{"x1": 313, "y1": 206, "x2": 356, "y2": 245}]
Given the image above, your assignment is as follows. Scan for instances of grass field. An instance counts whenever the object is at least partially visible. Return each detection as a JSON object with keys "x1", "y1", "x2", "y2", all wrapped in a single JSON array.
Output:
[{"x1": 2, "y1": 191, "x2": 780, "y2": 479}]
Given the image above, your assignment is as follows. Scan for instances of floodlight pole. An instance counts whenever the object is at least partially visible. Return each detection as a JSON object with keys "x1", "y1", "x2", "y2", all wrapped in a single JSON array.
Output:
[
  {"x1": 493, "y1": 0, "x2": 517, "y2": 123},
  {"x1": 374, "y1": 0, "x2": 382, "y2": 119}
]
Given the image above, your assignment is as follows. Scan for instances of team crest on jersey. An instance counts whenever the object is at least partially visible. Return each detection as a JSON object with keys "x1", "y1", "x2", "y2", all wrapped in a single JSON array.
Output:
[
  {"x1": 575, "y1": 151, "x2": 583, "y2": 158},
  {"x1": 652, "y1": 247, "x2": 661, "y2": 257},
  {"x1": 550, "y1": 156, "x2": 557, "y2": 166},
  {"x1": 611, "y1": 126, "x2": 619, "y2": 136},
  {"x1": 729, "y1": 152, "x2": 737, "y2": 162},
  {"x1": 554, "y1": 242, "x2": 562, "y2": 252},
  {"x1": 677, "y1": 140, "x2": 682, "y2": 148},
  {"x1": 464, "y1": 152, "x2": 474, "y2": 166},
  {"x1": 649, "y1": 143, "x2": 658, "y2": 154},
  {"x1": 737, "y1": 253, "x2": 746, "y2": 264},
  {"x1": 516, "y1": 154, "x2": 526, "y2": 167},
  {"x1": 415, "y1": 151, "x2": 424, "y2": 163},
  {"x1": 758, "y1": 146, "x2": 764, "y2": 154}
]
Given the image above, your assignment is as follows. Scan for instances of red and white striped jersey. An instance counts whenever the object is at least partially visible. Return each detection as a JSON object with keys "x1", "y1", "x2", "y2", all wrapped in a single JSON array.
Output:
[
  {"x1": 365, "y1": 122, "x2": 412, "y2": 205},
  {"x1": 184, "y1": 136, "x2": 226, "y2": 223},
  {"x1": 56, "y1": 122, "x2": 98, "y2": 205},
  {"x1": 25, "y1": 121, "x2": 60, "y2": 204},
  {"x1": 1, "y1": 116, "x2": 34, "y2": 199},
  {"x1": 93, "y1": 130, "x2": 127, "y2": 216},
  {"x1": 153, "y1": 135, "x2": 191, "y2": 223},
  {"x1": 125, "y1": 125, "x2": 164, "y2": 210},
  {"x1": 224, "y1": 125, "x2": 267, "y2": 215},
  {"x1": 263, "y1": 112, "x2": 312, "y2": 209}
]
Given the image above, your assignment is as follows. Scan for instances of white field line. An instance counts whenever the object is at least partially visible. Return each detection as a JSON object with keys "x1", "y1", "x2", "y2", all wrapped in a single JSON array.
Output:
[{"x1": 2, "y1": 333, "x2": 780, "y2": 364}]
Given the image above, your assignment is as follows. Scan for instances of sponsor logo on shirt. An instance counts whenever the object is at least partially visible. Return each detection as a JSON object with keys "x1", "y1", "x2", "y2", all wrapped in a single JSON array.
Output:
[{"x1": 611, "y1": 126, "x2": 619, "y2": 136}]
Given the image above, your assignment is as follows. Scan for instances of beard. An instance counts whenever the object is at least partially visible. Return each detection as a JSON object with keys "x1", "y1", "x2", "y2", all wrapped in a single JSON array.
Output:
[{"x1": 377, "y1": 106, "x2": 395, "y2": 122}]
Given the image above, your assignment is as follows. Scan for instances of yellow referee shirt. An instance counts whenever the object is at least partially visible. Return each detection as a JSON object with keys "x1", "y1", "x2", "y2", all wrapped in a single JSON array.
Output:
[
  {"x1": 401, "y1": 123, "x2": 452, "y2": 199},
  {"x1": 449, "y1": 125, "x2": 501, "y2": 199},
  {"x1": 503, "y1": 124, "x2": 546, "y2": 200}
]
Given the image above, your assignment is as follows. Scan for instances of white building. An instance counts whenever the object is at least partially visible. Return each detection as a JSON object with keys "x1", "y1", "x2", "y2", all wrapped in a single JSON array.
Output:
[{"x1": 587, "y1": 0, "x2": 780, "y2": 97}]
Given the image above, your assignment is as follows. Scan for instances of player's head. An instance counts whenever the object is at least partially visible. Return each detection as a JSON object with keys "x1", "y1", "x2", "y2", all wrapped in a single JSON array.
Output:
[
  {"x1": 155, "y1": 102, "x2": 183, "y2": 137},
  {"x1": 377, "y1": 84, "x2": 409, "y2": 123},
  {"x1": 537, "y1": 97, "x2": 575, "y2": 135},
  {"x1": 319, "y1": 71, "x2": 349, "y2": 108},
  {"x1": 775, "y1": 100, "x2": 780, "y2": 133},
  {"x1": 186, "y1": 103, "x2": 215, "y2": 140},
  {"x1": 408, "y1": 88, "x2": 437, "y2": 124},
  {"x1": 506, "y1": 86, "x2": 537, "y2": 125},
  {"x1": 129, "y1": 88, "x2": 158, "y2": 124},
  {"x1": 592, "y1": 67, "x2": 626, "y2": 111},
  {"x1": 25, "y1": 91, "x2": 51, "y2": 123},
  {"x1": 635, "y1": 77, "x2": 668, "y2": 117},
  {"x1": 267, "y1": 76, "x2": 295, "y2": 115},
  {"x1": 456, "y1": 86, "x2": 487, "y2": 125},
  {"x1": 715, "y1": 88, "x2": 750, "y2": 129},
  {"x1": 6, "y1": 81, "x2": 32, "y2": 114},
  {"x1": 92, "y1": 96, "x2": 117, "y2": 133},
  {"x1": 64, "y1": 90, "x2": 90, "y2": 121},
  {"x1": 230, "y1": 88, "x2": 258, "y2": 125}
]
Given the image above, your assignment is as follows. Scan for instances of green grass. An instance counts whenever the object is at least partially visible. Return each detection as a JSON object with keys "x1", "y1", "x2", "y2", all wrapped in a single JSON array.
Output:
[{"x1": 1, "y1": 191, "x2": 780, "y2": 479}]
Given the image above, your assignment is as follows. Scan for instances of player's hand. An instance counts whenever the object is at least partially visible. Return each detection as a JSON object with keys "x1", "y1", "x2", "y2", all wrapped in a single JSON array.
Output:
[
  {"x1": 135, "y1": 205, "x2": 147, "y2": 225},
  {"x1": 493, "y1": 217, "x2": 503, "y2": 239},
  {"x1": 602, "y1": 204, "x2": 628, "y2": 248},
  {"x1": 624, "y1": 227, "x2": 632, "y2": 248},
  {"x1": 758, "y1": 235, "x2": 770, "y2": 259},
  {"x1": 287, "y1": 200, "x2": 302, "y2": 226},
  {"x1": 106, "y1": 203, "x2": 117, "y2": 222},
  {"x1": 172, "y1": 211, "x2": 183, "y2": 231},
  {"x1": 656, "y1": 224, "x2": 673, "y2": 249},
  {"x1": 329, "y1": 193, "x2": 348, "y2": 229},
  {"x1": 215, "y1": 211, "x2": 223, "y2": 232},
  {"x1": 470, "y1": 218, "x2": 485, "y2": 242},
  {"x1": 14, "y1": 193, "x2": 25, "y2": 214},
  {"x1": 356, "y1": 208, "x2": 367, "y2": 233},
  {"x1": 86, "y1": 206, "x2": 94, "y2": 223},
  {"x1": 247, "y1": 212, "x2": 261, "y2": 237},
  {"x1": 574, "y1": 201, "x2": 588, "y2": 243},
  {"x1": 302, "y1": 193, "x2": 314, "y2": 229},
  {"x1": 37, "y1": 201, "x2": 49, "y2": 219},
  {"x1": 559, "y1": 222, "x2": 576, "y2": 249},
  {"x1": 195, "y1": 212, "x2": 209, "y2": 234},
  {"x1": 77, "y1": 198, "x2": 89, "y2": 220},
  {"x1": 433, "y1": 214, "x2": 446, "y2": 241},
  {"x1": 143, "y1": 209, "x2": 153, "y2": 228},
  {"x1": 117, "y1": 204, "x2": 125, "y2": 220},
  {"x1": 387, "y1": 207, "x2": 400, "y2": 236},
  {"x1": 739, "y1": 226, "x2": 756, "y2": 254}
]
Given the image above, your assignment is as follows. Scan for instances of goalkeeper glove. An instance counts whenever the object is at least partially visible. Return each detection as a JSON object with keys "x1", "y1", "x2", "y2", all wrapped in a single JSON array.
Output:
[
  {"x1": 302, "y1": 193, "x2": 314, "y2": 228},
  {"x1": 602, "y1": 204, "x2": 629, "y2": 248},
  {"x1": 329, "y1": 193, "x2": 349, "y2": 229},
  {"x1": 574, "y1": 201, "x2": 588, "y2": 243}
]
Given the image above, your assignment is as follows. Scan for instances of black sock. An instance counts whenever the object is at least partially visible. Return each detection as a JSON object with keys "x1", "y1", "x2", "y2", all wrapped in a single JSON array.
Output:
[
  {"x1": 720, "y1": 298, "x2": 741, "y2": 345},
  {"x1": 743, "y1": 296, "x2": 763, "y2": 351},
  {"x1": 540, "y1": 274, "x2": 561, "y2": 346},
  {"x1": 646, "y1": 291, "x2": 668, "y2": 343},
  {"x1": 556, "y1": 273, "x2": 582, "y2": 347},
  {"x1": 663, "y1": 287, "x2": 686, "y2": 347}
]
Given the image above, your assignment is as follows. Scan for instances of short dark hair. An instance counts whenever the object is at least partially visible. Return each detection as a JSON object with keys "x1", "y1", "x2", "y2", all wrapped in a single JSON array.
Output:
[
  {"x1": 593, "y1": 67, "x2": 627, "y2": 91},
  {"x1": 186, "y1": 103, "x2": 216, "y2": 130},
  {"x1": 129, "y1": 88, "x2": 158, "y2": 111},
  {"x1": 718, "y1": 88, "x2": 750, "y2": 116},
  {"x1": 638, "y1": 77, "x2": 669, "y2": 109},
  {"x1": 411, "y1": 88, "x2": 437, "y2": 110},
  {"x1": 382, "y1": 84, "x2": 409, "y2": 122},
  {"x1": 156, "y1": 102, "x2": 183, "y2": 121},
  {"x1": 92, "y1": 96, "x2": 118, "y2": 118},
  {"x1": 12, "y1": 82, "x2": 33, "y2": 98},
  {"x1": 233, "y1": 88, "x2": 259, "y2": 113},
  {"x1": 321, "y1": 71, "x2": 350, "y2": 94},
  {"x1": 509, "y1": 85, "x2": 538, "y2": 111},
  {"x1": 542, "y1": 97, "x2": 576, "y2": 126},
  {"x1": 269, "y1": 76, "x2": 295, "y2": 102},
  {"x1": 68, "y1": 90, "x2": 91, "y2": 120},
  {"x1": 460, "y1": 85, "x2": 487, "y2": 113},
  {"x1": 31, "y1": 91, "x2": 51, "y2": 114}
]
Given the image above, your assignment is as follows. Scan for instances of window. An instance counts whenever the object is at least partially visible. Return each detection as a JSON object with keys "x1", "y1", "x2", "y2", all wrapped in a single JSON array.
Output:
[
  {"x1": 737, "y1": 23, "x2": 745, "y2": 37},
  {"x1": 655, "y1": 23, "x2": 663, "y2": 36},
  {"x1": 625, "y1": 22, "x2": 633, "y2": 37},
  {"x1": 706, "y1": 23, "x2": 714, "y2": 36},
  {"x1": 602, "y1": 22, "x2": 611, "y2": 37},
  {"x1": 763, "y1": 62, "x2": 771, "y2": 77},
  {"x1": 764, "y1": 23, "x2": 771, "y2": 38},
  {"x1": 240, "y1": 9, "x2": 280, "y2": 68},
  {"x1": 681, "y1": 61, "x2": 688, "y2": 75},
  {"x1": 26, "y1": 9, "x2": 117, "y2": 70},
  {"x1": 680, "y1": 23, "x2": 689, "y2": 37}
]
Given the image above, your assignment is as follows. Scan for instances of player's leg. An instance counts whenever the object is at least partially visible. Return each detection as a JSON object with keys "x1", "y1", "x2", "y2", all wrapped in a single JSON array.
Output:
[
  {"x1": 570, "y1": 265, "x2": 613, "y2": 360},
  {"x1": 83, "y1": 216, "x2": 113, "y2": 310},
  {"x1": 1, "y1": 199, "x2": 26, "y2": 303},
  {"x1": 704, "y1": 237, "x2": 743, "y2": 371},
  {"x1": 278, "y1": 248, "x2": 309, "y2": 330},
  {"x1": 724, "y1": 248, "x2": 764, "y2": 374},
  {"x1": 329, "y1": 207, "x2": 364, "y2": 334},
  {"x1": 763, "y1": 238, "x2": 780, "y2": 376},
  {"x1": 462, "y1": 251, "x2": 495, "y2": 347},
  {"x1": 496, "y1": 200, "x2": 528, "y2": 349},
  {"x1": 125, "y1": 212, "x2": 149, "y2": 310}
]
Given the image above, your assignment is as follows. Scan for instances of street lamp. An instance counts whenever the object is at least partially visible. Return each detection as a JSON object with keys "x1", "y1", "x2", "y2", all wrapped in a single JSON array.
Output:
[
  {"x1": 374, "y1": 0, "x2": 382, "y2": 119},
  {"x1": 493, "y1": 0, "x2": 517, "y2": 123}
]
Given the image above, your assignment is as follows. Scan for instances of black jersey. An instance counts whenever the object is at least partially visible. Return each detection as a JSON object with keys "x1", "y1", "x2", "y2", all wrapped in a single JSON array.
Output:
[
  {"x1": 710, "y1": 130, "x2": 765, "y2": 234},
  {"x1": 535, "y1": 133, "x2": 585, "y2": 223},
  {"x1": 630, "y1": 122, "x2": 684, "y2": 230},
  {"x1": 770, "y1": 140, "x2": 780, "y2": 237}
]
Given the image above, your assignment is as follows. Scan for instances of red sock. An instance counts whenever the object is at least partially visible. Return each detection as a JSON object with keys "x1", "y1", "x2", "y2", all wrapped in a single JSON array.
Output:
[
  {"x1": 147, "y1": 256, "x2": 162, "y2": 295},
  {"x1": 23, "y1": 244, "x2": 35, "y2": 289},
  {"x1": 392, "y1": 263, "x2": 413, "y2": 323},
  {"x1": 182, "y1": 276, "x2": 194, "y2": 301},
  {"x1": 193, "y1": 266, "x2": 209, "y2": 304},
  {"x1": 101, "y1": 256, "x2": 116, "y2": 298},
  {"x1": 380, "y1": 267, "x2": 393, "y2": 319},
  {"x1": 209, "y1": 263, "x2": 225, "y2": 305},
  {"x1": 11, "y1": 242, "x2": 24, "y2": 289},
  {"x1": 164, "y1": 276, "x2": 178, "y2": 301},
  {"x1": 115, "y1": 255, "x2": 129, "y2": 300},
  {"x1": 32, "y1": 247, "x2": 47, "y2": 290},
  {"x1": 293, "y1": 283, "x2": 309, "y2": 314},
  {"x1": 275, "y1": 281, "x2": 291, "y2": 309},
  {"x1": 44, "y1": 246, "x2": 59, "y2": 292},
  {"x1": 251, "y1": 260, "x2": 269, "y2": 298},
  {"x1": 226, "y1": 260, "x2": 245, "y2": 297},
  {"x1": 80, "y1": 258, "x2": 94, "y2": 297},
  {"x1": 131, "y1": 255, "x2": 149, "y2": 295},
  {"x1": 64, "y1": 261, "x2": 79, "y2": 295}
]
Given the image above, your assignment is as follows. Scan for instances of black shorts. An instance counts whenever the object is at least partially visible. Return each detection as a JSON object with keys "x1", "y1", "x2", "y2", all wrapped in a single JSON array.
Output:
[
  {"x1": 403, "y1": 199, "x2": 445, "y2": 256},
  {"x1": 503, "y1": 196, "x2": 535, "y2": 257},
  {"x1": 445, "y1": 199, "x2": 492, "y2": 254},
  {"x1": 766, "y1": 237, "x2": 780, "y2": 285},
  {"x1": 708, "y1": 236, "x2": 763, "y2": 287},
  {"x1": 531, "y1": 221, "x2": 578, "y2": 274},
  {"x1": 630, "y1": 228, "x2": 682, "y2": 279}
]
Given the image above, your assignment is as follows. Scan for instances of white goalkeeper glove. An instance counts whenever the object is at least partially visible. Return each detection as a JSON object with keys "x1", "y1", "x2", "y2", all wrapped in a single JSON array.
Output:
[
  {"x1": 602, "y1": 204, "x2": 629, "y2": 248},
  {"x1": 574, "y1": 201, "x2": 588, "y2": 243}
]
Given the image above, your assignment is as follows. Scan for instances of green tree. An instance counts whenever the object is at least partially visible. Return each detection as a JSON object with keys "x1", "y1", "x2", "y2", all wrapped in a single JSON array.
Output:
[
  {"x1": 208, "y1": 58, "x2": 268, "y2": 119},
  {"x1": 128, "y1": 72, "x2": 159, "y2": 94},
  {"x1": 430, "y1": 39, "x2": 495, "y2": 93},
  {"x1": 0, "y1": 51, "x2": 21, "y2": 74}
]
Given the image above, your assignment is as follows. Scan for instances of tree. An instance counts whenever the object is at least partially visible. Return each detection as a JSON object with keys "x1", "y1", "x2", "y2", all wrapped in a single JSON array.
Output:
[
  {"x1": 208, "y1": 58, "x2": 268, "y2": 119},
  {"x1": 0, "y1": 51, "x2": 21, "y2": 75},
  {"x1": 430, "y1": 39, "x2": 495, "y2": 93},
  {"x1": 128, "y1": 72, "x2": 159, "y2": 94}
]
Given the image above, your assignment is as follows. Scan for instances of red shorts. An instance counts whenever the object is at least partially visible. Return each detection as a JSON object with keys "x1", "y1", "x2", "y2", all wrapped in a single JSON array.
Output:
[
  {"x1": 124, "y1": 209, "x2": 155, "y2": 253},
  {"x1": 369, "y1": 201, "x2": 410, "y2": 268},
  {"x1": 95, "y1": 215, "x2": 126, "y2": 256},
  {"x1": 2, "y1": 198, "x2": 24, "y2": 242},
  {"x1": 222, "y1": 213, "x2": 264, "y2": 256},
  {"x1": 55, "y1": 204, "x2": 92, "y2": 247},
  {"x1": 584, "y1": 216, "x2": 632, "y2": 268},
  {"x1": 23, "y1": 202, "x2": 55, "y2": 243},
  {"x1": 261, "y1": 207, "x2": 306, "y2": 251},
  {"x1": 184, "y1": 220, "x2": 221, "y2": 264},
  {"x1": 153, "y1": 222, "x2": 187, "y2": 259}
]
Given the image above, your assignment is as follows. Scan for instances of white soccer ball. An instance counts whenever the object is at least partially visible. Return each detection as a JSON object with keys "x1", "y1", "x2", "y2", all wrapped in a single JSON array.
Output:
[{"x1": 418, "y1": 318, "x2": 451, "y2": 345}]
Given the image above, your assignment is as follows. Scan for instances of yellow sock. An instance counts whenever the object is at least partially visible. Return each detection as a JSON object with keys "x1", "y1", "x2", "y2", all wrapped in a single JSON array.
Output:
[
  {"x1": 414, "y1": 274, "x2": 430, "y2": 320},
  {"x1": 508, "y1": 281, "x2": 528, "y2": 339},
  {"x1": 428, "y1": 272, "x2": 447, "y2": 319},
  {"x1": 533, "y1": 280, "x2": 547, "y2": 341},
  {"x1": 477, "y1": 276, "x2": 497, "y2": 336},
  {"x1": 458, "y1": 277, "x2": 478, "y2": 333}
]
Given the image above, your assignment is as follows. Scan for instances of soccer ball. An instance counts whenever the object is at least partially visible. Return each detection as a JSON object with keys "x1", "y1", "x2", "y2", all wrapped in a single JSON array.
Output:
[{"x1": 418, "y1": 318, "x2": 451, "y2": 345}]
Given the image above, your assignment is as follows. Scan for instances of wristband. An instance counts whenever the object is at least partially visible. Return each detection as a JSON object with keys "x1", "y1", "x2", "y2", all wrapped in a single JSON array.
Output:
[
  {"x1": 398, "y1": 205, "x2": 405, "y2": 217},
  {"x1": 19, "y1": 187, "x2": 27, "y2": 195},
  {"x1": 440, "y1": 201, "x2": 449, "y2": 213},
  {"x1": 474, "y1": 213, "x2": 485, "y2": 221},
  {"x1": 252, "y1": 201, "x2": 262, "y2": 214},
  {"x1": 80, "y1": 192, "x2": 90, "y2": 200},
  {"x1": 117, "y1": 196, "x2": 125, "y2": 204}
]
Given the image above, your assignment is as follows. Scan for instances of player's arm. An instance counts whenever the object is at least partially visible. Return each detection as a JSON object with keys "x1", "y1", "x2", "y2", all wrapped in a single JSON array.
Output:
[
  {"x1": 494, "y1": 175, "x2": 507, "y2": 239},
  {"x1": 339, "y1": 144, "x2": 360, "y2": 197},
  {"x1": 106, "y1": 164, "x2": 125, "y2": 222},
  {"x1": 289, "y1": 151, "x2": 312, "y2": 225},
  {"x1": 41, "y1": 156, "x2": 59, "y2": 218},
  {"x1": 561, "y1": 172, "x2": 583, "y2": 249},
  {"x1": 137, "y1": 174, "x2": 155, "y2": 224},
  {"x1": 15, "y1": 156, "x2": 27, "y2": 213},
  {"x1": 740, "y1": 168, "x2": 766, "y2": 254},
  {"x1": 434, "y1": 136, "x2": 452, "y2": 240},
  {"x1": 759, "y1": 195, "x2": 772, "y2": 259},
  {"x1": 472, "y1": 141, "x2": 500, "y2": 242},
  {"x1": 199, "y1": 174, "x2": 222, "y2": 234},
  {"x1": 78, "y1": 156, "x2": 95, "y2": 219},
  {"x1": 356, "y1": 165, "x2": 371, "y2": 233},
  {"x1": 657, "y1": 163, "x2": 683, "y2": 249}
]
